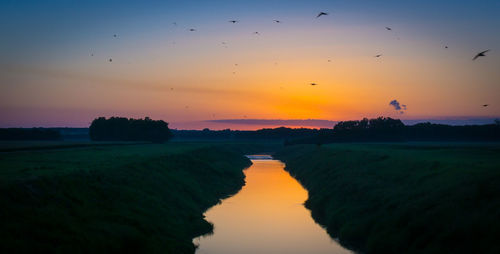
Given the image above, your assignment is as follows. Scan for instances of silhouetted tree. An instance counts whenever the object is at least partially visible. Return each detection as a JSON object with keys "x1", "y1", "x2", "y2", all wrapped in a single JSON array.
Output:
[
  {"x1": 286, "y1": 117, "x2": 500, "y2": 145},
  {"x1": 89, "y1": 117, "x2": 172, "y2": 143},
  {"x1": 171, "y1": 127, "x2": 320, "y2": 141}
]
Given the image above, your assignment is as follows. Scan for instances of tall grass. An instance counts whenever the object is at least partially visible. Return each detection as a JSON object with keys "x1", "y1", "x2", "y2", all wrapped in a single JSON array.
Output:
[
  {"x1": 275, "y1": 143, "x2": 500, "y2": 254},
  {"x1": 0, "y1": 143, "x2": 251, "y2": 253}
]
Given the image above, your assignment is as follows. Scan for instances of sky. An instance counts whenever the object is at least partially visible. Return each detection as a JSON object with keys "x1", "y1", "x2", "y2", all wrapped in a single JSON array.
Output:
[{"x1": 0, "y1": 0, "x2": 499, "y2": 129}]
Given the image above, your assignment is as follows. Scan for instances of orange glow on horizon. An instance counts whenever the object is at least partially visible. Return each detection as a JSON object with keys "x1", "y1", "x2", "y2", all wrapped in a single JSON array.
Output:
[{"x1": 1, "y1": 8, "x2": 498, "y2": 128}]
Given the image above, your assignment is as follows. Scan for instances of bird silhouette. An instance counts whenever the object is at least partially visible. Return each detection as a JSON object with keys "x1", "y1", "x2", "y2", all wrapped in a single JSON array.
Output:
[
  {"x1": 445, "y1": 46, "x2": 448, "y2": 49},
  {"x1": 473, "y1": 50, "x2": 490, "y2": 60},
  {"x1": 273, "y1": 20, "x2": 281, "y2": 23},
  {"x1": 253, "y1": 31, "x2": 260, "y2": 35},
  {"x1": 374, "y1": 54, "x2": 382, "y2": 58},
  {"x1": 229, "y1": 20, "x2": 238, "y2": 23},
  {"x1": 109, "y1": 58, "x2": 113, "y2": 62},
  {"x1": 316, "y1": 12, "x2": 328, "y2": 18},
  {"x1": 189, "y1": 28, "x2": 196, "y2": 32},
  {"x1": 385, "y1": 27, "x2": 392, "y2": 31},
  {"x1": 483, "y1": 104, "x2": 489, "y2": 107},
  {"x1": 172, "y1": 22, "x2": 177, "y2": 26},
  {"x1": 113, "y1": 34, "x2": 117, "y2": 38},
  {"x1": 310, "y1": 83, "x2": 318, "y2": 86}
]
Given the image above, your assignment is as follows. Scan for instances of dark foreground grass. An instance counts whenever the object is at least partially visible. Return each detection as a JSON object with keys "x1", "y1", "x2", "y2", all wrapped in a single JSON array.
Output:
[
  {"x1": 0, "y1": 143, "x2": 251, "y2": 253},
  {"x1": 275, "y1": 143, "x2": 500, "y2": 254}
]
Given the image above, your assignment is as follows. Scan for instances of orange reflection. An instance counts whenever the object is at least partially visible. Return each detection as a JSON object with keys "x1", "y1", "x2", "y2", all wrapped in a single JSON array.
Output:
[{"x1": 194, "y1": 159, "x2": 351, "y2": 254}]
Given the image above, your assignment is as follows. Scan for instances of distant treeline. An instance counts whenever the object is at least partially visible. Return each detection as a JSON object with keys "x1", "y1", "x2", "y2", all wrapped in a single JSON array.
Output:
[
  {"x1": 172, "y1": 127, "x2": 319, "y2": 140},
  {"x1": 3, "y1": 117, "x2": 499, "y2": 142},
  {"x1": 89, "y1": 117, "x2": 172, "y2": 143},
  {"x1": 0, "y1": 128, "x2": 61, "y2": 140},
  {"x1": 287, "y1": 117, "x2": 500, "y2": 144}
]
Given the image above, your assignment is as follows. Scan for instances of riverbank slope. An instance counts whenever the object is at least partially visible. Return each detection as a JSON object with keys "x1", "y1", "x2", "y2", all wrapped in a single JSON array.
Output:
[
  {"x1": 275, "y1": 143, "x2": 500, "y2": 254},
  {"x1": 0, "y1": 143, "x2": 251, "y2": 253}
]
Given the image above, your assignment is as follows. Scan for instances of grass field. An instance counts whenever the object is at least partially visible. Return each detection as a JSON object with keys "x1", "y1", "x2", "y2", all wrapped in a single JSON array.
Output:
[
  {"x1": 0, "y1": 142, "x2": 255, "y2": 253},
  {"x1": 274, "y1": 143, "x2": 500, "y2": 254}
]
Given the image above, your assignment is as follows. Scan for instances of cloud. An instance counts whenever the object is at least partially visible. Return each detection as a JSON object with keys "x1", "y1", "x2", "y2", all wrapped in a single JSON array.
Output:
[
  {"x1": 389, "y1": 99, "x2": 407, "y2": 114},
  {"x1": 389, "y1": 100, "x2": 402, "y2": 110}
]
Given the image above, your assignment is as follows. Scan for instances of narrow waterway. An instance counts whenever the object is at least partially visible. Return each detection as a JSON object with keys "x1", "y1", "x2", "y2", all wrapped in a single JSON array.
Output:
[{"x1": 194, "y1": 156, "x2": 352, "y2": 254}]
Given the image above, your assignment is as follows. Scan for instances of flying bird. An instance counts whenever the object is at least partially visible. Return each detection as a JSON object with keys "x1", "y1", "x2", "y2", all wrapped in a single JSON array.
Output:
[
  {"x1": 229, "y1": 20, "x2": 238, "y2": 23},
  {"x1": 483, "y1": 104, "x2": 489, "y2": 107},
  {"x1": 385, "y1": 27, "x2": 392, "y2": 31},
  {"x1": 273, "y1": 20, "x2": 281, "y2": 23},
  {"x1": 310, "y1": 83, "x2": 318, "y2": 86},
  {"x1": 253, "y1": 31, "x2": 260, "y2": 35},
  {"x1": 113, "y1": 34, "x2": 117, "y2": 38},
  {"x1": 172, "y1": 22, "x2": 177, "y2": 26},
  {"x1": 109, "y1": 58, "x2": 113, "y2": 62},
  {"x1": 316, "y1": 12, "x2": 328, "y2": 18},
  {"x1": 473, "y1": 50, "x2": 490, "y2": 60},
  {"x1": 374, "y1": 54, "x2": 382, "y2": 58},
  {"x1": 445, "y1": 46, "x2": 449, "y2": 49},
  {"x1": 189, "y1": 28, "x2": 196, "y2": 32}
]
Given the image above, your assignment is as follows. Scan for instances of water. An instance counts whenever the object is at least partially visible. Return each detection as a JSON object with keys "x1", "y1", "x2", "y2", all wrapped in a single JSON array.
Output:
[{"x1": 194, "y1": 157, "x2": 352, "y2": 254}]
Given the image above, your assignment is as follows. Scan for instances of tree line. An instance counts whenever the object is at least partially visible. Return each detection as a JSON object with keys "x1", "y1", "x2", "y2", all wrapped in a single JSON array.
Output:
[
  {"x1": 286, "y1": 117, "x2": 500, "y2": 145},
  {"x1": 172, "y1": 127, "x2": 319, "y2": 140},
  {"x1": 89, "y1": 117, "x2": 172, "y2": 143},
  {"x1": 0, "y1": 128, "x2": 61, "y2": 140},
  {"x1": 2, "y1": 116, "x2": 499, "y2": 143}
]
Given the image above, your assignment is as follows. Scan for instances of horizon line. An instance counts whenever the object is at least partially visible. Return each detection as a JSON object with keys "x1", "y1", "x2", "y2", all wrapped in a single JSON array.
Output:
[{"x1": 1, "y1": 116, "x2": 499, "y2": 130}]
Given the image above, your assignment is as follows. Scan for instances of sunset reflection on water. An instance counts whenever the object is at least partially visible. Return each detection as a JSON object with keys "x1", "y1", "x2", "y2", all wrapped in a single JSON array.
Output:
[{"x1": 194, "y1": 159, "x2": 352, "y2": 254}]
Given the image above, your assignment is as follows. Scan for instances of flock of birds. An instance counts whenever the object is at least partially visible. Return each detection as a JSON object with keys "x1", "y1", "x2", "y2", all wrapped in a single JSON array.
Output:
[{"x1": 94, "y1": 11, "x2": 492, "y2": 110}]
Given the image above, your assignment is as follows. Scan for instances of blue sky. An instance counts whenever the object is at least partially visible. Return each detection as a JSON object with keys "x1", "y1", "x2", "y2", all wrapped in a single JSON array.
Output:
[
  {"x1": 2, "y1": 0, "x2": 498, "y2": 61},
  {"x1": 1, "y1": 0, "x2": 499, "y2": 128}
]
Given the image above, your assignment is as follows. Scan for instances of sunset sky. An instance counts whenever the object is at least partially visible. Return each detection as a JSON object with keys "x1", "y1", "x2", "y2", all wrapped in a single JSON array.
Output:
[{"x1": 1, "y1": 0, "x2": 499, "y2": 129}]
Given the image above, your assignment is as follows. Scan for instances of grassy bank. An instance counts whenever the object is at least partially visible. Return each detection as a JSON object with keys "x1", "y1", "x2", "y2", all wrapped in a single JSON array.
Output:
[
  {"x1": 0, "y1": 143, "x2": 251, "y2": 253},
  {"x1": 275, "y1": 143, "x2": 500, "y2": 254}
]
